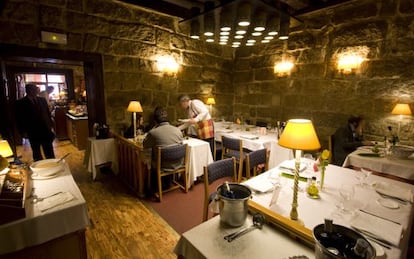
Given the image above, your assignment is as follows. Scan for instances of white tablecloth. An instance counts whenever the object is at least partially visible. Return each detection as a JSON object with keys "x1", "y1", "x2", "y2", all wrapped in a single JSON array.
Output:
[
  {"x1": 214, "y1": 122, "x2": 293, "y2": 168},
  {"x1": 174, "y1": 214, "x2": 314, "y2": 259},
  {"x1": 343, "y1": 148, "x2": 414, "y2": 180},
  {"x1": 0, "y1": 163, "x2": 90, "y2": 254},
  {"x1": 244, "y1": 161, "x2": 414, "y2": 258},
  {"x1": 84, "y1": 137, "x2": 118, "y2": 180},
  {"x1": 183, "y1": 138, "x2": 214, "y2": 187}
]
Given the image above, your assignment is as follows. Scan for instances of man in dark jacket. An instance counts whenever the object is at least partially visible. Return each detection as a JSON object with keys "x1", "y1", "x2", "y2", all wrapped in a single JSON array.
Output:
[{"x1": 15, "y1": 84, "x2": 55, "y2": 161}]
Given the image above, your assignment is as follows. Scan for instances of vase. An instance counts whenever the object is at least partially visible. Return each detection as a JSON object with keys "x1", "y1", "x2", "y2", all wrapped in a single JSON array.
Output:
[{"x1": 320, "y1": 166, "x2": 326, "y2": 190}]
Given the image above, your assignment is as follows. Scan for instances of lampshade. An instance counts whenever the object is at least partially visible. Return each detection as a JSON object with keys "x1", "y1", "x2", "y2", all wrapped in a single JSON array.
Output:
[
  {"x1": 127, "y1": 101, "x2": 143, "y2": 113},
  {"x1": 206, "y1": 97, "x2": 216, "y2": 105},
  {"x1": 278, "y1": 119, "x2": 321, "y2": 151},
  {"x1": 0, "y1": 140, "x2": 13, "y2": 157},
  {"x1": 391, "y1": 103, "x2": 412, "y2": 115}
]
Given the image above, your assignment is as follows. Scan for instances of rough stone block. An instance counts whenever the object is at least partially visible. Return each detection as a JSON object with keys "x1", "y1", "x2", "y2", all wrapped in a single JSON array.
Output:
[
  {"x1": 40, "y1": 5, "x2": 65, "y2": 29},
  {"x1": 84, "y1": 34, "x2": 100, "y2": 52},
  {"x1": 0, "y1": 21, "x2": 18, "y2": 43},
  {"x1": 66, "y1": 33, "x2": 83, "y2": 50},
  {"x1": 103, "y1": 55, "x2": 118, "y2": 72},
  {"x1": 332, "y1": 2, "x2": 378, "y2": 24},
  {"x1": 332, "y1": 21, "x2": 387, "y2": 46},
  {"x1": 180, "y1": 66, "x2": 202, "y2": 81},
  {"x1": 254, "y1": 68, "x2": 275, "y2": 81},
  {"x1": 67, "y1": 0, "x2": 83, "y2": 12},
  {"x1": 85, "y1": 0, "x2": 133, "y2": 21},
  {"x1": 2, "y1": 1, "x2": 37, "y2": 24},
  {"x1": 287, "y1": 32, "x2": 316, "y2": 50},
  {"x1": 233, "y1": 71, "x2": 253, "y2": 83},
  {"x1": 399, "y1": 0, "x2": 414, "y2": 13},
  {"x1": 14, "y1": 23, "x2": 38, "y2": 45}
]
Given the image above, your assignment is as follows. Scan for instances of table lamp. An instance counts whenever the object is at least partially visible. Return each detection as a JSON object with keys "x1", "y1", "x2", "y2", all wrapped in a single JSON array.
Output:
[
  {"x1": 278, "y1": 119, "x2": 321, "y2": 221},
  {"x1": 0, "y1": 140, "x2": 13, "y2": 171},
  {"x1": 127, "y1": 101, "x2": 143, "y2": 140},
  {"x1": 206, "y1": 97, "x2": 215, "y2": 117},
  {"x1": 391, "y1": 103, "x2": 412, "y2": 138}
]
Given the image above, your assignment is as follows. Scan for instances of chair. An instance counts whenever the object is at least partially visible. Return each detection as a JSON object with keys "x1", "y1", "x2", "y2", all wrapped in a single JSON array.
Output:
[
  {"x1": 203, "y1": 157, "x2": 237, "y2": 221},
  {"x1": 154, "y1": 144, "x2": 189, "y2": 202},
  {"x1": 213, "y1": 140, "x2": 222, "y2": 161},
  {"x1": 244, "y1": 148, "x2": 269, "y2": 181},
  {"x1": 221, "y1": 136, "x2": 246, "y2": 180}
]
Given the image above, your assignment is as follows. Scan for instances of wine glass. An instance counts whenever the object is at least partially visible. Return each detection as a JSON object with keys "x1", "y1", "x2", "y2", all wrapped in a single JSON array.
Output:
[
  {"x1": 338, "y1": 184, "x2": 355, "y2": 213},
  {"x1": 355, "y1": 168, "x2": 372, "y2": 187}
]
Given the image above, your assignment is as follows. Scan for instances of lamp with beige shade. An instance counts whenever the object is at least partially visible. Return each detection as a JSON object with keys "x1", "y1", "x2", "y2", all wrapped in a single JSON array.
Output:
[
  {"x1": 127, "y1": 101, "x2": 143, "y2": 141},
  {"x1": 391, "y1": 103, "x2": 412, "y2": 139}
]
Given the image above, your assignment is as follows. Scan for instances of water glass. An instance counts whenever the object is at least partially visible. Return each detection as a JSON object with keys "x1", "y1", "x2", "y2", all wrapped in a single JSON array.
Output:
[{"x1": 338, "y1": 184, "x2": 355, "y2": 213}]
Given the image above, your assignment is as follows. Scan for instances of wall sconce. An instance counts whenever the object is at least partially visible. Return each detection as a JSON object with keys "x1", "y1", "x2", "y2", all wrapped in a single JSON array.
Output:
[
  {"x1": 337, "y1": 54, "x2": 365, "y2": 74},
  {"x1": 157, "y1": 56, "x2": 179, "y2": 75},
  {"x1": 274, "y1": 60, "x2": 294, "y2": 76}
]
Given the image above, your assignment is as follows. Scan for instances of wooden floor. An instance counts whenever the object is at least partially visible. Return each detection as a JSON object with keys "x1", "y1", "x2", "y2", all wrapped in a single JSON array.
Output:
[{"x1": 17, "y1": 139, "x2": 179, "y2": 259}]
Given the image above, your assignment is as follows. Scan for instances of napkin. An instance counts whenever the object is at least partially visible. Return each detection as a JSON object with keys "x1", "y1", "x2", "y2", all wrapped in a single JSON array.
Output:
[
  {"x1": 217, "y1": 129, "x2": 233, "y2": 133},
  {"x1": 278, "y1": 160, "x2": 307, "y2": 172},
  {"x1": 350, "y1": 210, "x2": 403, "y2": 247},
  {"x1": 374, "y1": 182, "x2": 413, "y2": 202},
  {"x1": 239, "y1": 134, "x2": 259, "y2": 140},
  {"x1": 38, "y1": 192, "x2": 75, "y2": 212},
  {"x1": 242, "y1": 176, "x2": 274, "y2": 193}
]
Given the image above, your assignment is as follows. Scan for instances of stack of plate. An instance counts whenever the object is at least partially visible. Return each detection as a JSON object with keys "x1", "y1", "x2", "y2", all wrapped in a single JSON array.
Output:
[{"x1": 30, "y1": 159, "x2": 63, "y2": 179}]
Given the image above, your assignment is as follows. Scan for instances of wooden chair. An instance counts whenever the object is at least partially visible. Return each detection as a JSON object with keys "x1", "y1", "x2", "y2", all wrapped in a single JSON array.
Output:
[
  {"x1": 154, "y1": 144, "x2": 189, "y2": 202},
  {"x1": 221, "y1": 135, "x2": 247, "y2": 182},
  {"x1": 244, "y1": 148, "x2": 269, "y2": 181},
  {"x1": 213, "y1": 140, "x2": 222, "y2": 161},
  {"x1": 203, "y1": 157, "x2": 237, "y2": 221}
]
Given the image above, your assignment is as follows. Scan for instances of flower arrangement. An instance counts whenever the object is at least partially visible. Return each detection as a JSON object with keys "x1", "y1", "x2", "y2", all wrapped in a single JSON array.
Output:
[{"x1": 316, "y1": 149, "x2": 330, "y2": 190}]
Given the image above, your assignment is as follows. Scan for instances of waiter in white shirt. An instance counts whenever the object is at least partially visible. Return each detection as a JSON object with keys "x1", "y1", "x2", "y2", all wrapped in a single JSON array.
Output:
[{"x1": 178, "y1": 95, "x2": 214, "y2": 156}]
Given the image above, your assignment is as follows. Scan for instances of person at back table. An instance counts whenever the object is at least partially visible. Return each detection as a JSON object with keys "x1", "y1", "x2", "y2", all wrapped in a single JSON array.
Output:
[
  {"x1": 177, "y1": 95, "x2": 214, "y2": 155},
  {"x1": 15, "y1": 84, "x2": 55, "y2": 161},
  {"x1": 143, "y1": 106, "x2": 184, "y2": 170},
  {"x1": 332, "y1": 116, "x2": 373, "y2": 166}
]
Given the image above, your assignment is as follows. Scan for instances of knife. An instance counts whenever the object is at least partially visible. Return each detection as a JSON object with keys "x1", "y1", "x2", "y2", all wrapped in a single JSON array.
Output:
[{"x1": 351, "y1": 226, "x2": 394, "y2": 248}]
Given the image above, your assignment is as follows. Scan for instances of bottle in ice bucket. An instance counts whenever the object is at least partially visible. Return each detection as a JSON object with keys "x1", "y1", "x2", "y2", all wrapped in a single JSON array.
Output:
[
  {"x1": 351, "y1": 238, "x2": 369, "y2": 258},
  {"x1": 223, "y1": 181, "x2": 235, "y2": 199}
]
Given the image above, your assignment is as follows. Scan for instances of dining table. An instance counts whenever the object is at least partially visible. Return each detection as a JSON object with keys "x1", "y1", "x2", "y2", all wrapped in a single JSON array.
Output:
[
  {"x1": 342, "y1": 145, "x2": 414, "y2": 183},
  {"x1": 243, "y1": 159, "x2": 414, "y2": 259},
  {"x1": 0, "y1": 162, "x2": 90, "y2": 257},
  {"x1": 84, "y1": 137, "x2": 119, "y2": 180},
  {"x1": 174, "y1": 213, "x2": 314, "y2": 259},
  {"x1": 214, "y1": 121, "x2": 293, "y2": 168}
]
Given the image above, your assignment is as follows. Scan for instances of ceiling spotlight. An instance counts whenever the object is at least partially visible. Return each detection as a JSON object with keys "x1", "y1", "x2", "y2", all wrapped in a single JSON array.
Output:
[
  {"x1": 232, "y1": 45, "x2": 240, "y2": 48},
  {"x1": 234, "y1": 35, "x2": 244, "y2": 39},
  {"x1": 237, "y1": 2, "x2": 251, "y2": 27},
  {"x1": 190, "y1": 19, "x2": 200, "y2": 39},
  {"x1": 219, "y1": 41, "x2": 227, "y2": 45},
  {"x1": 220, "y1": 5, "x2": 232, "y2": 32},
  {"x1": 236, "y1": 30, "x2": 246, "y2": 35},
  {"x1": 233, "y1": 41, "x2": 241, "y2": 45},
  {"x1": 261, "y1": 39, "x2": 270, "y2": 43},
  {"x1": 247, "y1": 39, "x2": 256, "y2": 43},
  {"x1": 220, "y1": 35, "x2": 229, "y2": 39},
  {"x1": 246, "y1": 42, "x2": 255, "y2": 46},
  {"x1": 267, "y1": 15, "x2": 280, "y2": 37},
  {"x1": 278, "y1": 10, "x2": 290, "y2": 40},
  {"x1": 252, "y1": 32, "x2": 262, "y2": 36},
  {"x1": 220, "y1": 31, "x2": 230, "y2": 36},
  {"x1": 206, "y1": 38, "x2": 214, "y2": 42},
  {"x1": 264, "y1": 36, "x2": 274, "y2": 40},
  {"x1": 203, "y1": 2, "x2": 215, "y2": 37},
  {"x1": 253, "y1": 9, "x2": 266, "y2": 32}
]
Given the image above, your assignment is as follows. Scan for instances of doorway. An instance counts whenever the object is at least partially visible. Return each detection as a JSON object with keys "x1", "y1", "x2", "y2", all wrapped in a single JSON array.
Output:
[{"x1": 0, "y1": 43, "x2": 106, "y2": 156}]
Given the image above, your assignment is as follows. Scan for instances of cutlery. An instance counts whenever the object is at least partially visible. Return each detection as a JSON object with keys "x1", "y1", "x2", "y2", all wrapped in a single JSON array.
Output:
[
  {"x1": 224, "y1": 213, "x2": 265, "y2": 242},
  {"x1": 376, "y1": 192, "x2": 408, "y2": 205},
  {"x1": 31, "y1": 191, "x2": 63, "y2": 204},
  {"x1": 359, "y1": 209, "x2": 401, "y2": 225},
  {"x1": 57, "y1": 153, "x2": 71, "y2": 163},
  {"x1": 351, "y1": 226, "x2": 394, "y2": 248}
]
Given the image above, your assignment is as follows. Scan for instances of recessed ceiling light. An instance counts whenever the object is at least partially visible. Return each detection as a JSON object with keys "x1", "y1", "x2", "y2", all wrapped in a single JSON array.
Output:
[
  {"x1": 254, "y1": 27, "x2": 265, "y2": 31},
  {"x1": 268, "y1": 31, "x2": 278, "y2": 36},
  {"x1": 261, "y1": 40, "x2": 270, "y2": 43},
  {"x1": 219, "y1": 41, "x2": 227, "y2": 45},
  {"x1": 246, "y1": 43, "x2": 254, "y2": 46},
  {"x1": 206, "y1": 38, "x2": 214, "y2": 42},
  {"x1": 204, "y1": 32, "x2": 214, "y2": 37},
  {"x1": 252, "y1": 32, "x2": 262, "y2": 36},
  {"x1": 247, "y1": 39, "x2": 256, "y2": 43},
  {"x1": 279, "y1": 35, "x2": 289, "y2": 40},
  {"x1": 264, "y1": 36, "x2": 274, "y2": 40},
  {"x1": 232, "y1": 45, "x2": 240, "y2": 48},
  {"x1": 220, "y1": 31, "x2": 230, "y2": 36},
  {"x1": 236, "y1": 30, "x2": 246, "y2": 35},
  {"x1": 233, "y1": 42, "x2": 241, "y2": 45},
  {"x1": 234, "y1": 35, "x2": 244, "y2": 39},
  {"x1": 190, "y1": 35, "x2": 200, "y2": 39},
  {"x1": 220, "y1": 26, "x2": 231, "y2": 32},
  {"x1": 238, "y1": 21, "x2": 250, "y2": 26},
  {"x1": 220, "y1": 36, "x2": 229, "y2": 40}
]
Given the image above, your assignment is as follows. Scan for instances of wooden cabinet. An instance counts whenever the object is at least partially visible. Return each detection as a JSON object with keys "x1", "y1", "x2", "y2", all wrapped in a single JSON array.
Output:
[
  {"x1": 66, "y1": 114, "x2": 89, "y2": 150},
  {"x1": 54, "y1": 106, "x2": 68, "y2": 140}
]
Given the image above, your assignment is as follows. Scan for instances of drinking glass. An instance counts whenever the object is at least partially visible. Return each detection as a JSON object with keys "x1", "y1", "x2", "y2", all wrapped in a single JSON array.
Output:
[
  {"x1": 338, "y1": 184, "x2": 355, "y2": 213},
  {"x1": 355, "y1": 168, "x2": 372, "y2": 187}
]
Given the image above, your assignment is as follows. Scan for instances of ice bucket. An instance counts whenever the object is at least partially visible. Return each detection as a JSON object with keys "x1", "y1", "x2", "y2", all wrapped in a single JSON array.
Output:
[
  {"x1": 313, "y1": 223, "x2": 376, "y2": 259},
  {"x1": 217, "y1": 183, "x2": 251, "y2": 227}
]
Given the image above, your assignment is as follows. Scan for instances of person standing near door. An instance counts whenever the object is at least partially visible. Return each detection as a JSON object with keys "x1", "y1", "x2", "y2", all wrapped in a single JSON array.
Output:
[{"x1": 15, "y1": 84, "x2": 55, "y2": 161}]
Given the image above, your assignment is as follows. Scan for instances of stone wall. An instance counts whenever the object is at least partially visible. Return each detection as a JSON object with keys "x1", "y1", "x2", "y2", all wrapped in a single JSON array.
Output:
[
  {"x1": 233, "y1": 0, "x2": 414, "y2": 148},
  {"x1": 0, "y1": 0, "x2": 234, "y2": 133}
]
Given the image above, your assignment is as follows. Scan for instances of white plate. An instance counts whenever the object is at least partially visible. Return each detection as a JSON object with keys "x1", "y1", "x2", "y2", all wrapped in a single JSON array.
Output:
[
  {"x1": 31, "y1": 170, "x2": 62, "y2": 180},
  {"x1": 368, "y1": 240, "x2": 385, "y2": 258},
  {"x1": 376, "y1": 198, "x2": 399, "y2": 209}
]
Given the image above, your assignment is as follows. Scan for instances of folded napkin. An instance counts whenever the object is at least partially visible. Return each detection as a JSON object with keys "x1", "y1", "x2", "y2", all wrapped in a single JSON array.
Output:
[
  {"x1": 350, "y1": 210, "x2": 403, "y2": 247},
  {"x1": 278, "y1": 159, "x2": 307, "y2": 172},
  {"x1": 239, "y1": 134, "x2": 259, "y2": 140},
  {"x1": 38, "y1": 192, "x2": 75, "y2": 212},
  {"x1": 242, "y1": 176, "x2": 274, "y2": 193},
  {"x1": 374, "y1": 182, "x2": 413, "y2": 202},
  {"x1": 217, "y1": 129, "x2": 233, "y2": 133}
]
